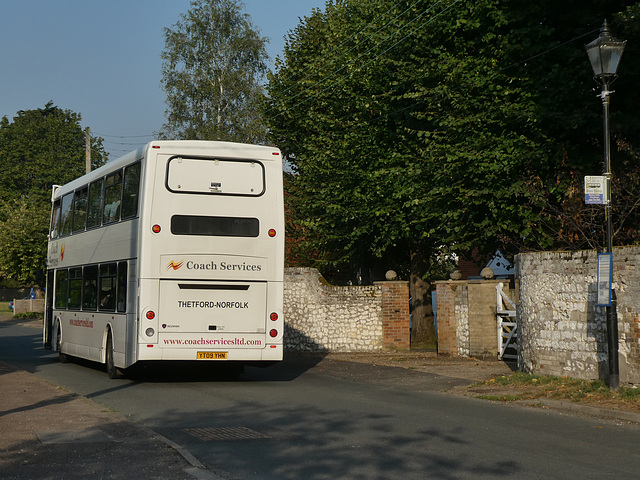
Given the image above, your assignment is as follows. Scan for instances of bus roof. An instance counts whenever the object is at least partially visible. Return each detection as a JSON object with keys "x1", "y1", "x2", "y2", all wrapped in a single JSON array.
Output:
[{"x1": 52, "y1": 141, "x2": 282, "y2": 200}]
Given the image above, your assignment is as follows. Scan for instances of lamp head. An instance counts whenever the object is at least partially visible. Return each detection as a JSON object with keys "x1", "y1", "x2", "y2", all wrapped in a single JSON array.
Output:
[{"x1": 585, "y1": 20, "x2": 626, "y2": 82}]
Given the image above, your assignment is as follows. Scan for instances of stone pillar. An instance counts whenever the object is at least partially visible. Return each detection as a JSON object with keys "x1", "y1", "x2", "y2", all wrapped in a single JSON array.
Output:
[{"x1": 378, "y1": 281, "x2": 410, "y2": 350}]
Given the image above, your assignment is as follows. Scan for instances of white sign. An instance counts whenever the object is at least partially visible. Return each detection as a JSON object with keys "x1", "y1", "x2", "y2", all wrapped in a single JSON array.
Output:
[
  {"x1": 597, "y1": 253, "x2": 612, "y2": 306},
  {"x1": 584, "y1": 176, "x2": 607, "y2": 205}
]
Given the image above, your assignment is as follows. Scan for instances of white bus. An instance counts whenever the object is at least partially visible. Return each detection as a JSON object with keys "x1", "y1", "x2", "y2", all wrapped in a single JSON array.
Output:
[{"x1": 44, "y1": 141, "x2": 285, "y2": 378}]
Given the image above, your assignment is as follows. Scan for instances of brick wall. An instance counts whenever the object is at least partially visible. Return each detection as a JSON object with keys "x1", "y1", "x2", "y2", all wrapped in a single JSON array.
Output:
[
  {"x1": 380, "y1": 282, "x2": 410, "y2": 350},
  {"x1": 435, "y1": 280, "x2": 511, "y2": 358},
  {"x1": 284, "y1": 268, "x2": 410, "y2": 352},
  {"x1": 434, "y1": 283, "x2": 457, "y2": 354}
]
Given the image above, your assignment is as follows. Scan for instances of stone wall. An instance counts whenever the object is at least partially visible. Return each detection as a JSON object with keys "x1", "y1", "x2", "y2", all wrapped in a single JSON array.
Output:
[
  {"x1": 516, "y1": 246, "x2": 640, "y2": 385},
  {"x1": 284, "y1": 268, "x2": 410, "y2": 352},
  {"x1": 434, "y1": 280, "x2": 509, "y2": 358}
]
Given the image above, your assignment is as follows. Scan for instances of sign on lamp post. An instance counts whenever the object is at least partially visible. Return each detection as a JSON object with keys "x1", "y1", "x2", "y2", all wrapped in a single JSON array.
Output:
[{"x1": 584, "y1": 175, "x2": 607, "y2": 205}]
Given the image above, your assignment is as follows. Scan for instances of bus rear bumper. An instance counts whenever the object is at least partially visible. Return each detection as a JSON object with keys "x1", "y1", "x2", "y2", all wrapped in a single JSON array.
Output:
[{"x1": 137, "y1": 344, "x2": 283, "y2": 362}]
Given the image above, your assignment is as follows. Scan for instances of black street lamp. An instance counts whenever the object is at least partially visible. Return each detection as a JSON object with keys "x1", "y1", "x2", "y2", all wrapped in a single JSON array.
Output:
[{"x1": 585, "y1": 20, "x2": 626, "y2": 390}]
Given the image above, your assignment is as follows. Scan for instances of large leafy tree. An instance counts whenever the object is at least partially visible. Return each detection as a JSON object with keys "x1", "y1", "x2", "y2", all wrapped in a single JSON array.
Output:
[
  {"x1": 266, "y1": 0, "x2": 640, "y2": 341},
  {"x1": 0, "y1": 102, "x2": 107, "y2": 207},
  {"x1": 0, "y1": 103, "x2": 107, "y2": 286},
  {"x1": 160, "y1": 0, "x2": 270, "y2": 143},
  {"x1": 0, "y1": 198, "x2": 49, "y2": 287},
  {"x1": 482, "y1": 1, "x2": 640, "y2": 252}
]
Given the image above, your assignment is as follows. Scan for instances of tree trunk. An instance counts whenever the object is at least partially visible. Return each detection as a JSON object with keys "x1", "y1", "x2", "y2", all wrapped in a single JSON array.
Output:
[{"x1": 409, "y1": 247, "x2": 436, "y2": 349}]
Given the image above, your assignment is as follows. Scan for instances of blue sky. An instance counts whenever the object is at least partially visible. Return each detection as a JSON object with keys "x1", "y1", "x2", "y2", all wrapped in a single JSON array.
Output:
[{"x1": 0, "y1": 1, "x2": 325, "y2": 157}]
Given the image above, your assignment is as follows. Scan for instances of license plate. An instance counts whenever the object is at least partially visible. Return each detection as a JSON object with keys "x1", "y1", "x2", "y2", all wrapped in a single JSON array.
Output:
[{"x1": 197, "y1": 351, "x2": 227, "y2": 360}]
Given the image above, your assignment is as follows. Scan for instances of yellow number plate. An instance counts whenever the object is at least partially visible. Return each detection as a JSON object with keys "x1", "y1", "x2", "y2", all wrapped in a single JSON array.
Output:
[{"x1": 197, "y1": 351, "x2": 228, "y2": 360}]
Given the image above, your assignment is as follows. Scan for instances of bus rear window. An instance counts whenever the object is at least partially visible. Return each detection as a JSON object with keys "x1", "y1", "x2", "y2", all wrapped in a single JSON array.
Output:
[
  {"x1": 166, "y1": 157, "x2": 264, "y2": 196},
  {"x1": 171, "y1": 215, "x2": 259, "y2": 237}
]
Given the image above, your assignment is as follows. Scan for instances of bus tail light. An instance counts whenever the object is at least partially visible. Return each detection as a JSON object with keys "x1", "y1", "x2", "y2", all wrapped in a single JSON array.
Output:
[
  {"x1": 145, "y1": 328, "x2": 155, "y2": 337},
  {"x1": 152, "y1": 224, "x2": 161, "y2": 233},
  {"x1": 146, "y1": 311, "x2": 155, "y2": 320},
  {"x1": 269, "y1": 329, "x2": 278, "y2": 338},
  {"x1": 270, "y1": 312, "x2": 278, "y2": 321},
  {"x1": 268, "y1": 228, "x2": 276, "y2": 237}
]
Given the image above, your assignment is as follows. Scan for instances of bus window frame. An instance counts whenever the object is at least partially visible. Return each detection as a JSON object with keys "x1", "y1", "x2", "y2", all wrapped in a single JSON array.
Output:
[
  {"x1": 87, "y1": 177, "x2": 104, "y2": 229},
  {"x1": 72, "y1": 186, "x2": 88, "y2": 233},
  {"x1": 50, "y1": 200, "x2": 61, "y2": 239},
  {"x1": 54, "y1": 269, "x2": 68, "y2": 309},
  {"x1": 164, "y1": 155, "x2": 267, "y2": 197},
  {"x1": 121, "y1": 162, "x2": 141, "y2": 220},
  {"x1": 116, "y1": 261, "x2": 127, "y2": 313},
  {"x1": 82, "y1": 265, "x2": 99, "y2": 311},
  {"x1": 103, "y1": 171, "x2": 123, "y2": 225},
  {"x1": 59, "y1": 192, "x2": 74, "y2": 237},
  {"x1": 68, "y1": 267, "x2": 82, "y2": 310},
  {"x1": 98, "y1": 263, "x2": 118, "y2": 312}
]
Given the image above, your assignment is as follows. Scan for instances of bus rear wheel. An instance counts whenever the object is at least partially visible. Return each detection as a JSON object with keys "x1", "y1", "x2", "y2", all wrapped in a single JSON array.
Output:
[
  {"x1": 56, "y1": 322, "x2": 70, "y2": 363},
  {"x1": 106, "y1": 331, "x2": 123, "y2": 379}
]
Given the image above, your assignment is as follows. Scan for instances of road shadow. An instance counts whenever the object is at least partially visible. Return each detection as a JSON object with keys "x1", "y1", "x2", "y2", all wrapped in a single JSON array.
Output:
[{"x1": 120, "y1": 350, "x2": 328, "y2": 383}]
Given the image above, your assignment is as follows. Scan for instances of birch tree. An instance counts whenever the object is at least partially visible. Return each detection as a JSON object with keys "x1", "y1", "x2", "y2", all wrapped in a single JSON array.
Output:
[{"x1": 160, "y1": 0, "x2": 269, "y2": 143}]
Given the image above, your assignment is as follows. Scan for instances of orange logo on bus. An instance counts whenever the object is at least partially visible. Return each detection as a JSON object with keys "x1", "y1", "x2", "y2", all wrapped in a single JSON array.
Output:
[
  {"x1": 167, "y1": 260, "x2": 184, "y2": 271},
  {"x1": 60, "y1": 244, "x2": 65, "y2": 261}
]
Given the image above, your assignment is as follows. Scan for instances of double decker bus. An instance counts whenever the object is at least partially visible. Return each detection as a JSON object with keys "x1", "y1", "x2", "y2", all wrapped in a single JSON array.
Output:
[{"x1": 44, "y1": 141, "x2": 285, "y2": 378}]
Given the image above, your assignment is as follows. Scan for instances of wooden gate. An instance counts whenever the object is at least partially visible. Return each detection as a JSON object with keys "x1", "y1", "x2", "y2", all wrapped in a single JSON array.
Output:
[{"x1": 496, "y1": 282, "x2": 517, "y2": 361}]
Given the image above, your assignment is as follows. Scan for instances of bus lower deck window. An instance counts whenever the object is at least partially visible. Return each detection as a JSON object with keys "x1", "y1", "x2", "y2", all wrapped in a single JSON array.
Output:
[{"x1": 171, "y1": 215, "x2": 259, "y2": 237}]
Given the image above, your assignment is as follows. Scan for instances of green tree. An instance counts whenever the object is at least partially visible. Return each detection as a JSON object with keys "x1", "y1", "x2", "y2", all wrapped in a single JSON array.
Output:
[
  {"x1": 0, "y1": 198, "x2": 49, "y2": 287},
  {"x1": 0, "y1": 102, "x2": 107, "y2": 286},
  {"x1": 160, "y1": 0, "x2": 270, "y2": 143},
  {"x1": 0, "y1": 102, "x2": 107, "y2": 207},
  {"x1": 266, "y1": 0, "x2": 640, "y2": 342},
  {"x1": 488, "y1": 1, "x2": 640, "y2": 252}
]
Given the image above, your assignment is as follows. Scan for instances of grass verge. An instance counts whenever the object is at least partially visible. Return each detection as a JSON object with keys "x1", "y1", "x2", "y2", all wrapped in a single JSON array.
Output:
[
  {"x1": 0, "y1": 302, "x2": 12, "y2": 315},
  {"x1": 472, "y1": 371, "x2": 640, "y2": 407}
]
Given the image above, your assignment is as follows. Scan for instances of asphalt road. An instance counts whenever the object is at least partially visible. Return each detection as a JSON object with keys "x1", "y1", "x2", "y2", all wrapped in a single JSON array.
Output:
[{"x1": 2, "y1": 321, "x2": 640, "y2": 480}]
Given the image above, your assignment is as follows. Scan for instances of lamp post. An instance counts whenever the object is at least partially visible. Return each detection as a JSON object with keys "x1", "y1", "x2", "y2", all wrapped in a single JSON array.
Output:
[{"x1": 585, "y1": 20, "x2": 626, "y2": 390}]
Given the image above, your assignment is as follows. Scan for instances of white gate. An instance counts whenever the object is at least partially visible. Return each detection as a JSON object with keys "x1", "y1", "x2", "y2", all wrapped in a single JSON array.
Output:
[{"x1": 496, "y1": 282, "x2": 517, "y2": 361}]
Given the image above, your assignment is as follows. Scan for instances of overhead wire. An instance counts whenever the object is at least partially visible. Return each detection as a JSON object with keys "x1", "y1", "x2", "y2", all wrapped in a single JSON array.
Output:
[
  {"x1": 266, "y1": 0, "x2": 450, "y2": 119},
  {"x1": 96, "y1": 5, "x2": 603, "y2": 155},
  {"x1": 266, "y1": 0, "x2": 459, "y2": 124},
  {"x1": 268, "y1": 1, "x2": 606, "y2": 139},
  {"x1": 264, "y1": 0, "x2": 425, "y2": 115},
  {"x1": 101, "y1": 140, "x2": 152, "y2": 146},
  {"x1": 495, "y1": 28, "x2": 601, "y2": 75},
  {"x1": 97, "y1": 133, "x2": 156, "y2": 139},
  {"x1": 360, "y1": 26, "x2": 606, "y2": 130}
]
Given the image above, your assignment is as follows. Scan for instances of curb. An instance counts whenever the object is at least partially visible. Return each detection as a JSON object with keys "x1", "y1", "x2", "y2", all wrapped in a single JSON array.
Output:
[{"x1": 518, "y1": 398, "x2": 640, "y2": 424}]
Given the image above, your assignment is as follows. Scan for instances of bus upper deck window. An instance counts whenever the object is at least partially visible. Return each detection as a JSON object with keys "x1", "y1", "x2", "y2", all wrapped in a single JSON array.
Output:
[
  {"x1": 50, "y1": 201, "x2": 61, "y2": 238},
  {"x1": 103, "y1": 171, "x2": 123, "y2": 224},
  {"x1": 87, "y1": 178, "x2": 104, "y2": 228},
  {"x1": 121, "y1": 162, "x2": 141, "y2": 219},
  {"x1": 59, "y1": 193, "x2": 74, "y2": 236}
]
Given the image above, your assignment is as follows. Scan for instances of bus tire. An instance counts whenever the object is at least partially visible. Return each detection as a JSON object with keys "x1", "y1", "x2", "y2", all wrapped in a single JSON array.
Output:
[
  {"x1": 56, "y1": 322, "x2": 70, "y2": 364},
  {"x1": 106, "y1": 331, "x2": 123, "y2": 379}
]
